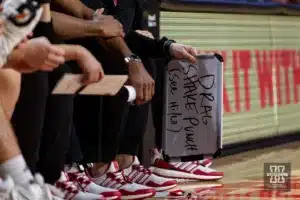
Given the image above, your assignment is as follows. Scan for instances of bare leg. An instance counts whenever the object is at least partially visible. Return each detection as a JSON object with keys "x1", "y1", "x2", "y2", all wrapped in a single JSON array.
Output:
[
  {"x1": 0, "y1": 2, "x2": 53, "y2": 177},
  {"x1": 91, "y1": 163, "x2": 109, "y2": 176},
  {"x1": 0, "y1": 69, "x2": 34, "y2": 186},
  {"x1": 115, "y1": 154, "x2": 134, "y2": 170},
  {"x1": 0, "y1": 69, "x2": 21, "y2": 163},
  {"x1": 0, "y1": 69, "x2": 21, "y2": 119}
]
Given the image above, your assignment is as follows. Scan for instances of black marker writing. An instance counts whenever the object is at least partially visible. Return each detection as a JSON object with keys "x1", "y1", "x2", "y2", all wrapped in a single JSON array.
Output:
[
  {"x1": 199, "y1": 74, "x2": 215, "y2": 90},
  {"x1": 199, "y1": 74, "x2": 215, "y2": 125},
  {"x1": 169, "y1": 101, "x2": 179, "y2": 111},
  {"x1": 169, "y1": 69, "x2": 181, "y2": 95},
  {"x1": 168, "y1": 113, "x2": 182, "y2": 125},
  {"x1": 184, "y1": 64, "x2": 198, "y2": 76},
  {"x1": 167, "y1": 127, "x2": 183, "y2": 133},
  {"x1": 168, "y1": 101, "x2": 181, "y2": 125},
  {"x1": 183, "y1": 65, "x2": 200, "y2": 113},
  {"x1": 167, "y1": 100, "x2": 183, "y2": 133},
  {"x1": 183, "y1": 117, "x2": 199, "y2": 151}
]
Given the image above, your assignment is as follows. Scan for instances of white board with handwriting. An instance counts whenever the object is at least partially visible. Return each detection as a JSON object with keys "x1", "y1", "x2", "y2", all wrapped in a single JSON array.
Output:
[{"x1": 163, "y1": 54, "x2": 223, "y2": 158}]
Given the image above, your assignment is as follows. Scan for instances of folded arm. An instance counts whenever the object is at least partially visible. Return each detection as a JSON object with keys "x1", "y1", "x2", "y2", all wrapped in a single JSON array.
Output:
[
  {"x1": 2, "y1": 49, "x2": 27, "y2": 69},
  {"x1": 52, "y1": 0, "x2": 168, "y2": 59},
  {"x1": 51, "y1": 11, "x2": 105, "y2": 40}
]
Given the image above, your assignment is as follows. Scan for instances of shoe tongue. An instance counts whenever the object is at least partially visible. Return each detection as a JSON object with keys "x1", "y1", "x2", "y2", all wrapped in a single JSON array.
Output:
[
  {"x1": 68, "y1": 164, "x2": 80, "y2": 173},
  {"x1": 132, "y1": 156, "x2": 140, "y2": 166},
  {"x1": 58, "y1": 172, "x2": 68, "y2": 182},
  {"x1": 107, "y1": 161, "x2": 119, "y2": 173},
  {"x1": 150, "y1": 148, "x2": 162, "y2": 165},
  {"x1": 123, "y1": 157, "x2": 141, "y2": 175}
]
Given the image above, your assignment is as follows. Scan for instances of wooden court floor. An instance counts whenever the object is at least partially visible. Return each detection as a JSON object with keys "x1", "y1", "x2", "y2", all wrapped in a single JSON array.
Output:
[{"x1": 152, "y1": 141, "x2": 300, "y2": 199}]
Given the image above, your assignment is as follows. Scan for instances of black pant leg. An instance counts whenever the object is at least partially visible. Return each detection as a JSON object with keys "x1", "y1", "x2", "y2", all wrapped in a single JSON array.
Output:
[
  {"x1": 66, "y1": 39, "x2": 130, "y2": 164},
  {"x1": 12, "y1": 72, "x2": 49, "y2": 173},
  {"x1": 73, "y1": 90, "x2": 129, "y2": 164},
  {"x1": 36, "y1": 64, "x2": 74, "y2": 184},
  {"x1": 73, "y1": 95, "x2": 103, "y2": 163},
  {"x1": 101, "y1": 94, "x2": 130, "y2": 162},
  {"x1": 151, "y1": 59, "x2": 165, "y2": 149},
  {"x1": 118, "y1": 59, "x2": 155, "y2": 156},
  {"x1": 118, "y1": 103, "x2": 149, "y2": 156},
  {"x1": 65, "y1": 122, "x2": 83, "y2": 165},
  {"x1": 76, "y1": 55, "x2": 130, "y2": 164}
]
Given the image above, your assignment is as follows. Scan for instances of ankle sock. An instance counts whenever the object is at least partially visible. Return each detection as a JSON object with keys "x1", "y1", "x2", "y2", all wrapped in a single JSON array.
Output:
[{"x1": 0, "y1": 155, "x2": 34, "y2": 186}]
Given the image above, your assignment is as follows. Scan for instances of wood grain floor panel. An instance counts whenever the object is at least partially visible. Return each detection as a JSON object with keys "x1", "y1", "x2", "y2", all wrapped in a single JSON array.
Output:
[{"x1": 151, "y1": 141, "x2": 300, "y2": 199}]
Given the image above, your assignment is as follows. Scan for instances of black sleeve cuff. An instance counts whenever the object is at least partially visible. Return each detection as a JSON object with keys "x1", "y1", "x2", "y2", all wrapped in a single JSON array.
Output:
[
  {"x1": 125, "y1": 31, "x2": 176, "y2": 59},
  {"x1": 161, "y1": 37, "x2": 176, "y2": 59}
]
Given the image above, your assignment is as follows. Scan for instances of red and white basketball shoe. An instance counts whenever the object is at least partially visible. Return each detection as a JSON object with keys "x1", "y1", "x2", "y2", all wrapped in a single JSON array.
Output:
[
  {"x1": 55, "y1": 172, "x2": 105, "y2": 200},
  {"x1": 67, "y1": 171, "x2": 121, "y2": 200},
  {"x1": 149, "y1": 148, "x2": 212, "y2": 167},
  {"x1": 87, "y1": 161, "x2": 156, "y2": 199},
  {"x1": 123, "y1": 156, "x2": 177, "y2": 192},
  {"x1": 149, "y1": 159, "x2": 223, "y2": 181}
]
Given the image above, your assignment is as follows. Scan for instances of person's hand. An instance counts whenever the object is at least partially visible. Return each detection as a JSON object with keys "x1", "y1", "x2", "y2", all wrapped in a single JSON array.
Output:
[
  {"x1": 135, "y1": 30, "x2": 154, "y2": 39},
  {"x1": 74, "y1": 46, "x2": 104, "y2": 84},
  {"x1": 92, "y1": 8, "x2": 125, "y2": 38},
  {"x1": 169, "y1": 43, "x2": 200, "y2": 64},
  {"x1": 16, "y1": 37, "x2": 65, "y2": 73},
  {"x1": 127, "y1": 61, "x2": 155, "y2": 104},
  {"x1": 16, "y1": 32, "x2": 33, "y2": 48}
]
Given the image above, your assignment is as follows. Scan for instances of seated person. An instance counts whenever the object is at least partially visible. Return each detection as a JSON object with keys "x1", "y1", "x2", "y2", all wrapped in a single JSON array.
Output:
[
  {"x1": 0, "y1": 0, "x2": 104, "y2": 199},
  {"x1": 0, "y1": 15, "x2": 66, "y2": 200}
]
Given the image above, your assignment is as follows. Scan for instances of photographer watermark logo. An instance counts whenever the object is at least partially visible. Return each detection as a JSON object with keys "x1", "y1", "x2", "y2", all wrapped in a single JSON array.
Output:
[{"x1": 264, "y1": 163, "x2": 291, "y2": 191}]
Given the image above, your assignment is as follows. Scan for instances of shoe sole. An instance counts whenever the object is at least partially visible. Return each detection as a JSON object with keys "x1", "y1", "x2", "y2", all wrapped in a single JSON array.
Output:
[
  {"x1": 154, "y1": 183, "x2": 177, "y2": 192},
  {"x1": 120, "y1": 192, "x2": 154, "y2": 200},
  {"x1": 106, "y1": 196, "x2": 120, "y2": 200},
  {"x1": 205, "y1": 163, "x2": 212, "y2": 167},
  {"x1": 149, "y1": 167, "x2": 223, "y2": 181}
]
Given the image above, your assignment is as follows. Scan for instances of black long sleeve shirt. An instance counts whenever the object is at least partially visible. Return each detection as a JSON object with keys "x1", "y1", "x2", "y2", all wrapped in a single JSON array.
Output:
[{"x1": 81, "y1": 0, "x2": 170, "y2": 59}]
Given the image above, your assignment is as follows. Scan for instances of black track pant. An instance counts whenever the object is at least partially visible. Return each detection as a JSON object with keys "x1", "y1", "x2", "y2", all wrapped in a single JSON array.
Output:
[
  {"x1": 118, "y1": 59, "x2": 156, "y2": 157},
  {"x1": 70, "y1": 59, "x2": 155, "y2": 164},
  {"x1": 12, "y1": 64, "x2": 74, "y2": 184}
]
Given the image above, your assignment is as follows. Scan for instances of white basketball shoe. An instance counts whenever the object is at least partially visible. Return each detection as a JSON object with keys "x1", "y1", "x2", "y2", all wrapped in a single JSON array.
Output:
[{"x1": 0, "y1": 174, "x2": 64, "y2": 200}]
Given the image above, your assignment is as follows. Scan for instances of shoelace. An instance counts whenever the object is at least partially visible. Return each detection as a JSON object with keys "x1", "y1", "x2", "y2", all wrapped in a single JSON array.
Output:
[
  {"x1": 106, "y1": 171, "x2": 132, "y2": 185},
  {"x1": 73, "y1": 173, "x2": 91, "y2": 185},
  {"x1": 194, "y1": 159, "x2": 211, "y2": 166},
  {"x1": 132, "y1": 165, "x2": 152, "y2": 175},
  {"x1": 56, "y1": 181, "x2": 79, "y2": 195},
  {"x1": 193, "y1": 161, "x2": 201, "y2": 165}
]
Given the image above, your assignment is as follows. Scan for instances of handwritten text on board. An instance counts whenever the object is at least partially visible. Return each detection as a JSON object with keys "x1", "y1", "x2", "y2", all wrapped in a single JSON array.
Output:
[{"x1": 165, "y1": 58, "x2": 219, "y2": 155}]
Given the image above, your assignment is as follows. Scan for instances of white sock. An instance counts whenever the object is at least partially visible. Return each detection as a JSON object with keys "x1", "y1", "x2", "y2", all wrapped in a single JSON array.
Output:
[{"x1": 0, "y1": 155, "x2": 34, "y2": 186}]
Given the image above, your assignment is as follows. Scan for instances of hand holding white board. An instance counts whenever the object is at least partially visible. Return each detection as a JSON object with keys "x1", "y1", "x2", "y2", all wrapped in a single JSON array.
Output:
[{"x1": 163, "y1": 54, "x2": 223, "y2": 160}]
